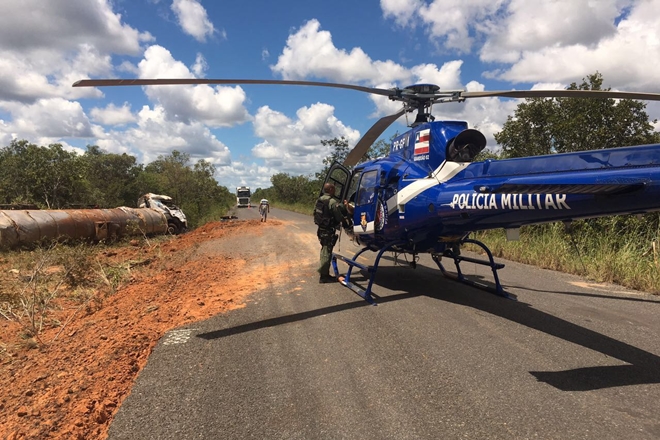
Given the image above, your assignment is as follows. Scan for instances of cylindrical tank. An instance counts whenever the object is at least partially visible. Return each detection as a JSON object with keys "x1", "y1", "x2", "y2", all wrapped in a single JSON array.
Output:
[{"x1": 0, "y1": 208, "x2": 168, "y2": 249}]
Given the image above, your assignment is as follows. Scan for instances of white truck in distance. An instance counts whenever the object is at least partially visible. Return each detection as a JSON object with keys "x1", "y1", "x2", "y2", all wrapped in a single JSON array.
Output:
[{"x1": 236, "y1": 186, "x2": 251, "y2": 208}]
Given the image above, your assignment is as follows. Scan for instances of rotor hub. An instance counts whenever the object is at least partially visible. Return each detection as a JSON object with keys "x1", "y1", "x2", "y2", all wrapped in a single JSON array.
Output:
[{"x1": 403, "y1": 84, "x2": 441, "y2": 94}]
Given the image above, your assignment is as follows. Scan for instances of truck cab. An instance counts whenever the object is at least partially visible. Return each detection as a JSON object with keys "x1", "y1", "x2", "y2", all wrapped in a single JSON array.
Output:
[
  {"x1": 236, "y1": 186, "x2": 251, "y2": 208},
  {"x1": 138, "y1": 193, "x2": 188, "y2": 234}
]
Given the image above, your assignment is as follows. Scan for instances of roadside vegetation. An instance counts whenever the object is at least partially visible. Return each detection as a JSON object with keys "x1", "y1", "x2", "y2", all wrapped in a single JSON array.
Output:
[
  {"x1": 0, "y1": 234, "x2": 172, "y2": 348},
  {"x1": 0, "y1": 144, "x2": 234, "y2": 347},
  {"x1": 0, "y1": 145, "x2": 236, "y2": 228},
  {"x1": 469, "y1": 217, "x2": 660, "y2": 293}
]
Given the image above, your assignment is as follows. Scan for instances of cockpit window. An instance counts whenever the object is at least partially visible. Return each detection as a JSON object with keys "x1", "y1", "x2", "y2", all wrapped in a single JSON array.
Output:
[
  {"x1": 346, "y1": 171, "x2": 362, "y2": 204},
  {"x1": 328, "y1": 167, "x2": 349, "y2": 198},
  {"x1": 356, "y1": 170, "x2": 378, "y2": 206}
]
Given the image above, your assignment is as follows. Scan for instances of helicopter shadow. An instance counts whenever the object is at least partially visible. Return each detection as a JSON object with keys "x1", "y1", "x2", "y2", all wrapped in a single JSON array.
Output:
[
  {"x1": 197, "y1": 263, "x2": 660, "y2": 391},
  {"x1": 356, "y1": 264, "x2": 660, "y2": 391},
  {"x1": 378, "y1": 253, "x2": 660, "y2": 305}
]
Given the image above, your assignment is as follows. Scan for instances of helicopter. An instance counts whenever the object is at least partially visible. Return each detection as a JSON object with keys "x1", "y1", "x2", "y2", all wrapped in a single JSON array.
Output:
[{"x1": 73, "y1": 78, "x2": 660, "y2": 304}]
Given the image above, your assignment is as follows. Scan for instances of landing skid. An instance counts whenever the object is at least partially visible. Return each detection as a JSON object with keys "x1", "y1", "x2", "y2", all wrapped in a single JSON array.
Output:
[
  {"x1": 432, "y1": 238, "x2": 515, "y2": 300},
  {"x1": 332, "y1": 238, "x2": 514, "y2": 303},
  {"x1": 331, "y1": 240, "x2": 407, "y2": 305}
]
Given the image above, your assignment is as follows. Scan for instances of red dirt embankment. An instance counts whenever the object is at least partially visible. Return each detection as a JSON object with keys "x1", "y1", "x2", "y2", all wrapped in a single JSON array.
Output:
[{"x1": 1, "y1": 219, "x2": 279, "y2": 440}]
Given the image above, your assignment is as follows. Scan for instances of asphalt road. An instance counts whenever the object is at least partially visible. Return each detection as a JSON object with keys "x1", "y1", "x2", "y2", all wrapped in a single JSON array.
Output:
[{"x1": 108, "y1": 206, "x2": 660, "y2": 440}]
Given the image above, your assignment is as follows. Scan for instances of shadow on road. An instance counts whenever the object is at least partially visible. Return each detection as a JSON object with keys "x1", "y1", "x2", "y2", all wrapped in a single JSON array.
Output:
[
  {"x1": 197, "y1": 264, "x2": 660, "y2": 392},
  {"x1": 196, "y1": 291, "x2": 419, "y2": 339}
]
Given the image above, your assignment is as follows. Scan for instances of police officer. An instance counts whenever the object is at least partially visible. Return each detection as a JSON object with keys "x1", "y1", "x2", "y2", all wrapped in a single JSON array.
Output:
[{"x1": 315, "y1": 183, "x2": 352, "y2": 283}]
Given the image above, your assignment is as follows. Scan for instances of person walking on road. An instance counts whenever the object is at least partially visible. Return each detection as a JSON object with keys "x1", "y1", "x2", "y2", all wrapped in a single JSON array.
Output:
[{"x1": 259, "y1": 199, "x2": 270, "y2": 222}]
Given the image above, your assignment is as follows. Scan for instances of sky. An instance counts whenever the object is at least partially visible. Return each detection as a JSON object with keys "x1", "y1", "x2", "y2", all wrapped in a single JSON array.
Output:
[{"x1": 1, "y1": 0, "x2": 660, "y2": 191}]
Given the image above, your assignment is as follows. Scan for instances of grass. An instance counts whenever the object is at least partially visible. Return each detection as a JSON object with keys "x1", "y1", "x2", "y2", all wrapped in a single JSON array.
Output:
[
  {"x1": 270, "y1": 201, "x2": 314, "y2": 216},
  {"x1": 469, "y1": 220, "x2": 660, "y2": 294},
  {"x1": 0, "y1": 235, "x2": 174, "y2": 347}
]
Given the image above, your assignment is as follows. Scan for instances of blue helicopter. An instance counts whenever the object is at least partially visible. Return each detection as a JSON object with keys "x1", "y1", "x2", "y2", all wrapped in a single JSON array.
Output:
[{"x1": 73, "y1": 79, "x2": 660, "y2": 304}]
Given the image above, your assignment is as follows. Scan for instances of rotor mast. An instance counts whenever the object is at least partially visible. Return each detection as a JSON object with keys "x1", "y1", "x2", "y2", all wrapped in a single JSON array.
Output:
[{"x1": 392, "y1": 84, "x2": 466, "y2": 127}]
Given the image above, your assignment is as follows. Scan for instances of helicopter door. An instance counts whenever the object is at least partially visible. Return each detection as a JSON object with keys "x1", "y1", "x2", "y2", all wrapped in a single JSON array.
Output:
[
  {"x1": 322, "y1": 161, "x2": 350, "y2": 201},
  {"x1": 354, "y1": 169, "x2": 383, "y2": 235}
]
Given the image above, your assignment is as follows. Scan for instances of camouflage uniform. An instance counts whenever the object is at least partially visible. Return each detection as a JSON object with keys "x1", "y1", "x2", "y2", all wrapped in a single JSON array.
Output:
[{"x1": 316, "y1": 193, "x2": 348, "y2": 281}]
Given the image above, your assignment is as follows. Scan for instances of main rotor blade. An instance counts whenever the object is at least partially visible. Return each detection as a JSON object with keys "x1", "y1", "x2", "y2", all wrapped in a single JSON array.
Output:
[
  {"x1": 462, "y1": 89, "x2": 660, "y2": 101},
  {"x1": 343, "y1": 109, "x2": 406, "y2": 167},
  {"x1": 72, "y1": 78, "x2": 396, "y2": 97}
]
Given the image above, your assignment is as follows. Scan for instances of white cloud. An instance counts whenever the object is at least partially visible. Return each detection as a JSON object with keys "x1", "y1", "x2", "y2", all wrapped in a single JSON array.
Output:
[
  {"x1": 271, "y1": 19, "x2": 468, "y2": 120},
  {"x1": 171, "y1": 0, "x2": 216, "y2": 42},
  {"x1": 271, "y1": 19, "x2": 464, "y2": 89},
  {"x1": 191, "y1": 53, "x2": 208, "y2": 77},
  {"x1": 382, "y1": 0, "x2": 507, "y2": 53},
  {"x1": 271, "y1": 19, "x2": 410, "y2": 84},
  {"x1": 214, "y1": 162, "x2": 278, "y2": 190},
  {"x1": 380, "y1": 0, "x2": 424, "y2": 27},
  {"x1": 480, "y1": 0, "x2": 627, "y2": 62},
  {"x1": 381, "y1": 0, "x2": 660, "y2": 94},
  {"x1": 94, "y1": 105, "x2": 231, "y2": 166},
  {"x1": 138, "y1": 45, "x2": 251, "y2": 127},
  {"x1": 491, "y1": 2, "x2": 660, "y2": 92},
  {"x1": 90, "y1": 103, "x2": 136, "y2": 125},
  {"x1": 0, "y1": 0, "x2": 151, "y2": 55},
  {"x1": 0, "y1": 0, "x2": 150, "y2": 105},
  {"x1": 251, "y1": 103, "x2": 360, "y2": 175},
  {"x1": 0, "y1": 98, "x2": 95, "y2": 141}
]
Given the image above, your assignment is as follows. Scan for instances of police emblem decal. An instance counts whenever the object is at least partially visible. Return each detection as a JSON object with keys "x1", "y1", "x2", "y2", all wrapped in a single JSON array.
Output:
[{"x1": 360, "y1": 212, "x2": 367, "y2": 231}]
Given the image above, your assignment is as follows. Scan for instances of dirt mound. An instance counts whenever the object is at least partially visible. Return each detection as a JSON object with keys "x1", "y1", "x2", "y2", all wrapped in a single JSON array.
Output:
[{"x1": 0, "y1": 219, "x2": 277, "y2": 439}]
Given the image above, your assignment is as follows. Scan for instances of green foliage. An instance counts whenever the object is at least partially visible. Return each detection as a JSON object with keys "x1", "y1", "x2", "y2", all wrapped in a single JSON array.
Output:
[
  {"x1": 496, "y1": 72, "x2": 660, "y2": 158},
  {"x1": 315, "y1": 137, "x2": 351, "y2": 180},
  {"x1": 365, "y1": 138, "x2": 393, "y2": 161},
  {"x1": 0, "y1": 140, "x2": 84, "y2": 208},
  {"x1": 314, "y1": 135, "x2": 396, "y2": 181},
  {"x1": 474, "y1": 148, "x2": 501, "y2": 162},
  {"x1": 472, "y1": 215, "x2": 660, "y2": 294},
  {"x1": 0, "y1": 142, "x2": 235, "y2": 228},
  {"x1": 0, "y1": 131, "x2": 394, "y2": 228},
  {"x1": 138, "y1": 150, "x2": 235, "y2": 227},
  {"x1": 79, "y1": 145, "x2": 143, "y2": 207},
  {"x1": 268, "y1": 173, "x2": 320, "y2": 206}
]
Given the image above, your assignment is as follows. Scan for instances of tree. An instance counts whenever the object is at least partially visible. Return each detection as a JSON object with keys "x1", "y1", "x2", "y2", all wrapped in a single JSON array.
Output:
[
  {"x1": 315, "y1": 133, "x2": 397, "y2": 182},
  {"x1": 365, "y1": 138, "x2": 393, "y2": 161},
  {"x1": 270, "y1": 173, "x2": 318, "y2": 205},
  {"x1": 474, "y1": 148, "x2": 501, "y2": 162},
  {"x1": 496, "y1": 72, "x2": 660, "y2": 158},
  {"x1": 81, "y1": 145, "x2": 142, "y2": 207},
  {"x1": 315, "y1": 137, "x2": 350, "y2": 180},
  {"x1": 0, "y1": 140, "x2": 83, "y2": 208},
  {"x1": 141, "y1": 150, "x2": 192, "y2": 203}
]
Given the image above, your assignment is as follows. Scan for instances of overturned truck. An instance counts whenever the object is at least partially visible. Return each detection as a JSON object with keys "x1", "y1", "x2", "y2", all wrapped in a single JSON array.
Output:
[
  {"x1": 0, "y1": 206, "x2": 168, "y2": 250},
  {"x1": 137, "y1": 193, "x2": 188, "y2": 235}
]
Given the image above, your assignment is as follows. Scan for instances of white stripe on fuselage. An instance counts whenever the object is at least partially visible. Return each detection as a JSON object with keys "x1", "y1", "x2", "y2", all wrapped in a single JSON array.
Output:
[{"x1": 386, "y1": 160, "x2": 469, "y2": 214}]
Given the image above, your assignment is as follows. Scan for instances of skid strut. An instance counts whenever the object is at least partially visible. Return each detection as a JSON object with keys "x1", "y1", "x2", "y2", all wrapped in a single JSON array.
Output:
[
  {"x1": 331, "y1": 241, "x2": 406, "y2": 305},
  {"x1": 432, "y1": 238, "x2": 514, "y2": 300}
]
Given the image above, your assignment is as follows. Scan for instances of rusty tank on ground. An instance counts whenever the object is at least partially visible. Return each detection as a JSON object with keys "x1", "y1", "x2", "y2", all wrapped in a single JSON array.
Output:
[{"x1": 0, "y1": 207, "x2": 167, "y2": 250}]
